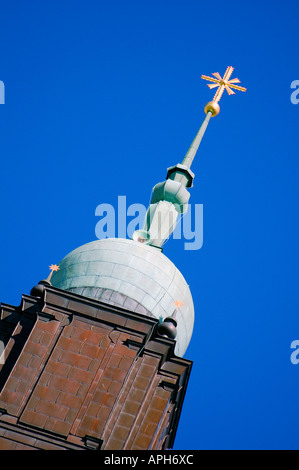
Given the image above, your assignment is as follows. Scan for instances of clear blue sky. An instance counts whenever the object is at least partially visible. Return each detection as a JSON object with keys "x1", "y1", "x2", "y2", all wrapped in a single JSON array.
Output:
[{"x1": 1, "y1": 0, "x2": 299, "y2": 450}]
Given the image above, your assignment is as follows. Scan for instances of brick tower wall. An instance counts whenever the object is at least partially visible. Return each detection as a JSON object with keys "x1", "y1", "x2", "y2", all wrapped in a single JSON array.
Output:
[{"x1": 0, "y1": 286, "x2": 192, "y2": 450}]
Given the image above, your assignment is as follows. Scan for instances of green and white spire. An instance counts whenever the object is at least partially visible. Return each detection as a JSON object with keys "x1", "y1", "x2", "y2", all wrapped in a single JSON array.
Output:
[{"x1": 133, "y1": 66, "x2": 246, "y2": 249}]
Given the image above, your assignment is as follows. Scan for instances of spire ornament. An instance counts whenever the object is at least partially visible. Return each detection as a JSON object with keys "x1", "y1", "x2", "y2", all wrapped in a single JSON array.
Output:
[
  {"x1": 30, "y1": 264, "x2": 60, "y2": 298},
  {"x1": 48, "y1": 264, "x2": 60, "y2": 282},
  {"x1": 174, "y1": 300, "x2": 184, "y2": 310},
  {"x1": 201, "y1": 66, "x2": 247, "y2": 116}
]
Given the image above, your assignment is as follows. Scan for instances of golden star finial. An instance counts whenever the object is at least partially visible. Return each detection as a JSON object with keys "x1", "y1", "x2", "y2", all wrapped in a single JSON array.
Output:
[
  {"x1": 201, "y1": 66, "x2": 247, "y2": 116},
  {"x1": 49, "y1": 264, "x2": 60, "y2": 273},
  {"x1": 174, "y1": 300, "x2": 184, "y2": 310}
]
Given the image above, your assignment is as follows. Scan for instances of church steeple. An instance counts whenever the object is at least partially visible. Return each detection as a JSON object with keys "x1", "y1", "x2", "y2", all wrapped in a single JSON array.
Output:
[
  {"x1": 134, "y1": 66, "x2": 247, "y2": 249},
  {"x1": 0, "y1": 66, "x2": 247, "y2": 452},
  {"x1": 48, "y1": 65, "x2": 246, "y2": 358}
]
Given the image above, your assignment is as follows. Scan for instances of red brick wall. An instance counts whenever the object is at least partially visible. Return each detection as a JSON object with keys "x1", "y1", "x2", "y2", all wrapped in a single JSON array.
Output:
[{"x1": 0, "y1": 287, "x2": 192, "y2": 450}]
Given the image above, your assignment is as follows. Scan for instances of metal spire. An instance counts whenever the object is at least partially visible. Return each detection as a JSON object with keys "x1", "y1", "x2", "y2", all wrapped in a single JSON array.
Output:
[
  {"x1": 181, "y1": 111, "x2": 213, "y2": 170},
  {"x1": 133, "y1": 66, "x2": 247, "y2": 248}
]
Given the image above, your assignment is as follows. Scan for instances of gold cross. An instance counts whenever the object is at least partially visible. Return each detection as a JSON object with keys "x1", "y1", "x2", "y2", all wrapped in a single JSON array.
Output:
[{"x1": 201, "y1": 66, "x2": 247, "y2": 104}]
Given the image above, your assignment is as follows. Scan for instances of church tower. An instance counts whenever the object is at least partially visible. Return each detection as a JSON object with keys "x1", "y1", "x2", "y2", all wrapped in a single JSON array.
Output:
[{"x1": 0, "y1": 67, "x2": 246, "y2": 450}]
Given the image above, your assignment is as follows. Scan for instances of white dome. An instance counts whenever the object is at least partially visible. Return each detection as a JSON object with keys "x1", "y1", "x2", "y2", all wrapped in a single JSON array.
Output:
[{"x1": 51, "y1": 238, "x2": 194, "y2": 356}]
